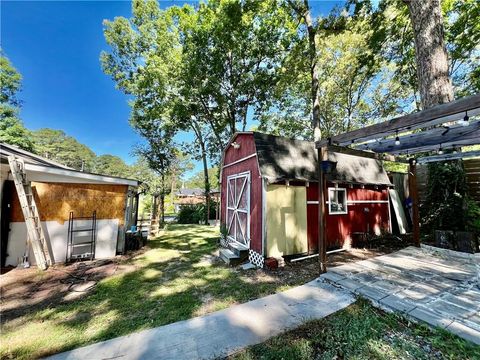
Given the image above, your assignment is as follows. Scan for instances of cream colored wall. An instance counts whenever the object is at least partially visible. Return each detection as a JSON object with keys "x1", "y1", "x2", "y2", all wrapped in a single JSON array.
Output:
[
  {"x1": 265, "y1": 185, "x2": 308, "y2": 257},
  {"x1": 5, "y1": 219, "x2": 119, "y2": 266}
]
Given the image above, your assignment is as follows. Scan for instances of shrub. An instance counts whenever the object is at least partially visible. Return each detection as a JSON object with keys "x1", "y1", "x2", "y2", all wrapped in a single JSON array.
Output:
[{"x1": 176, "y1": 200, "x2": 218, "y2": 224}]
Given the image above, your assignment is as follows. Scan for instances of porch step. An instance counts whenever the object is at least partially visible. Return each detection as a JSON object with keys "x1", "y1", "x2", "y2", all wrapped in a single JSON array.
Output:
[
  {"x1": 228, "y1": 242, "x2": 249, "y2": 258},
  {"x1": 219, "y1": 248, "x2": 246, "y2": 266}
]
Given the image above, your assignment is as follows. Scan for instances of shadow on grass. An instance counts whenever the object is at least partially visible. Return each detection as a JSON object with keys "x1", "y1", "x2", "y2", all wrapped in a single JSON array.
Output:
[{"x1": 2, "y1": 224, "x2": 287, "y2": 359}]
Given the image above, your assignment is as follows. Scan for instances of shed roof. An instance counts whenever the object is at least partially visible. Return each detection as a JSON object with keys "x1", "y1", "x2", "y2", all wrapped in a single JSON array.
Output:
[{"x1": 251, "y1": 132, "x2": 392, "y2": 186}]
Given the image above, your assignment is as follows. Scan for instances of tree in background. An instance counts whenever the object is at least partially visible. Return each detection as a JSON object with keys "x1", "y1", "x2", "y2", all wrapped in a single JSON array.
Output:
[
  {"x1": 0, "y1": 53, "x2": 34, "y2": 151},
  {"x1": 32, "y1": 128, "x2": 96, "y2": 171},
  {"x1": 93, "y1": 154, "x2": 131, "y2": 177},
  {"x1": 134, "y1": 131, "x2": 176, "y2": 226},
  {"x1": 186, "y1": 167, "x2": 219, "y2": 190}
]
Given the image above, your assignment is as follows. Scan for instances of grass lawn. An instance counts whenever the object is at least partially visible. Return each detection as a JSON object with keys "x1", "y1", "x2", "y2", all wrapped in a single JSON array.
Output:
[
  {"x1": 231, "y1": 299, "x2": 480, "y2": 360},
  {"x1": 1, "y1": 224, "x2": 295, "y2": 359}
]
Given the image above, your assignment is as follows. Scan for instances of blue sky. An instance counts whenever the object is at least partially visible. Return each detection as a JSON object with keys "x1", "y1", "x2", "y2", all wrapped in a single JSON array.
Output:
[{"x1": 2, "y1": 0, "x2": 344, "y2": 175}]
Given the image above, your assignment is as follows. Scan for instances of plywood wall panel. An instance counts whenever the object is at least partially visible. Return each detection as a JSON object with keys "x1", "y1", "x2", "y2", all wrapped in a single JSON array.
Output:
[{"x1": 11, "y1": 182, "x2": 128, "y2": 224}]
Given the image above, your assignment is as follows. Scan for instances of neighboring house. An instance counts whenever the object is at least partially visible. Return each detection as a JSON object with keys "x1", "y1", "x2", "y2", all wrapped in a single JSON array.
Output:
[
  {"x1": 220, "y1": 132, "x2": 393, "y2": 268},
  {"x1": 173, "y1": 187, "x2": 219, "y2": 213},
  {"x1": 0, "y1": 143, "x2": 139, "y2": 268}
]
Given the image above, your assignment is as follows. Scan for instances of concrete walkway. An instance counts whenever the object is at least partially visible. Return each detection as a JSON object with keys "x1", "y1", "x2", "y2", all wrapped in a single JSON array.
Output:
[
  {"x1": 47, "y1": 280, "x2": 354, "y2": 360},
  {"x1": 321, "y1": 245, "x2": 480, "y2": 345}
]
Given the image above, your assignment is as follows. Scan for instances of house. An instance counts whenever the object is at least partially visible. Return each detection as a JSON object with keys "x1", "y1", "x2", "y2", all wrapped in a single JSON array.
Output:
[
  {"x1": 219, "y1": 132, "x2": 393, "y2": 267},
  {"x1": 173, "y1": 188, "x2": 206, "y2": 212},
  {"x1": 0, "y1": 143, "x2": 139, "y2": 268},
  {"x1": 173, "y1": 187, "x2": 220, "y2": 213}
]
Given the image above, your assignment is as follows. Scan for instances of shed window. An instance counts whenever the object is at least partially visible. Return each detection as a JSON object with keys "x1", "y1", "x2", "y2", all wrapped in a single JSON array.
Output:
[{"x1": 328, "y1": 188, "x2": 347, "y2": 214}]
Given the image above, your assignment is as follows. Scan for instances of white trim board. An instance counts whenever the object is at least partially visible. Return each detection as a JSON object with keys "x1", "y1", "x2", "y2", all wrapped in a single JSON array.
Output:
[
  {"x1": 223, "y1": 153, "x2": 257, "y2": 169},
  {"x1": 23, "y1": 163, "x2": 139, "y2": 186}
]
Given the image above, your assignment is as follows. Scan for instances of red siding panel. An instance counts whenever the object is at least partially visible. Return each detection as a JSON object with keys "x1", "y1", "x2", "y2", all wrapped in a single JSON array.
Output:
[
  {"x1": 221, "y1": 134, "x2": 263, "y2": 254},
  {"x1": 306, "y1": 182, "x2": 390, "y2": 250}
]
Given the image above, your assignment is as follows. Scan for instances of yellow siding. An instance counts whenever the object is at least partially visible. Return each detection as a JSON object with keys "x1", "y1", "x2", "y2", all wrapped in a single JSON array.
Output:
[{"x1": 266, "y1": 185, "x2": 307, "y2": 257}]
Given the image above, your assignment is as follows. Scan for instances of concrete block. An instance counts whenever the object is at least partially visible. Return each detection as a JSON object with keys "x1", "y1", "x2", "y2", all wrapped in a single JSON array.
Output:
[
  {"x1": 429, "y1": 300, "x2": 474, "y2": 319},
  {"x1": 320, "y1": 271, "x2": 346, "y2": 283},
  {"x1": 336, "y1": 278, "x2": 364, "y2": 291},
  {"x1": 379, "y1": 295, "x2": 416, "y2": 313},
  {"x1": 355, "y1": 285, "x2": 388, "y2": 301},
  {"x1": 408, "y1": 307, "x2": 453, "y2": 329},
  {"x1": 446, "y1": 321, "x2": 480, "y2": 345}
]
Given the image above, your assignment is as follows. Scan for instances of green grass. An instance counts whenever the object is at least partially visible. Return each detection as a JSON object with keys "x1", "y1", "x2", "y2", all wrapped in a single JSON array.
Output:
[
  {"x1": 231, "y1": 299, "x2": 480, "y2": 360},
  {"x1": 1, "y1": 224, "x2": 291, "y2": 360}
]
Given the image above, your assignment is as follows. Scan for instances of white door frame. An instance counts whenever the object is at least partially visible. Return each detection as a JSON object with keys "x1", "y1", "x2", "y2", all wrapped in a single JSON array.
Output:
[{"x1": 226, "y1": 171, "x2": 251, "y2": 247}]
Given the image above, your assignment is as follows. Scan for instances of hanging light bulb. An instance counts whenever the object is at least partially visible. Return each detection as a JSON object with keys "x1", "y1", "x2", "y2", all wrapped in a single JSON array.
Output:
[
  {"x1": 438, "y1": 145, "x2": 443, "y2": 155},
  {"x1": 395, "y1": 130, "x2": 400, "y2": 146},
  {"x1": 458, "y1": 111, "x2": 469, "y2": 127}
]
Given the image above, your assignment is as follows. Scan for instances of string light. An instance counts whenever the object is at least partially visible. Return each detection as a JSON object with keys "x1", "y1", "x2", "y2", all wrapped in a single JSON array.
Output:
[
  {"x1": 395, "y1": 130, "x2": 400, "y2": 146},
  {"x1": 458, "y1": 111, "x2": 469, "y2": 127},
  {"x1": 438, "y1": 145, "x2": 443, "y2": 155}
]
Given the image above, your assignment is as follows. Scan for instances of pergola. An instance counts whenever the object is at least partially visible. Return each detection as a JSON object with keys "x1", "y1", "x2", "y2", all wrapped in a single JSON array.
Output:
[{"x1": 315, "y1": 93, "x2": 480, "y2": 273}]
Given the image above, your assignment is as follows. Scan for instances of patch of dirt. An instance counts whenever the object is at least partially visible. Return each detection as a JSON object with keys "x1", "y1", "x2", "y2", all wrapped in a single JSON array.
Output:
[{"x1": 0, "y1": 248, "x2": 146, "y2": 324}]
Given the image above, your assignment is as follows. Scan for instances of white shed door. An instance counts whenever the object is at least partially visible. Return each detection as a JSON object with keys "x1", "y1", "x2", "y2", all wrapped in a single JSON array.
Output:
[{"x1": 226, "y1": 172, "x2": 250, "y2": 247}]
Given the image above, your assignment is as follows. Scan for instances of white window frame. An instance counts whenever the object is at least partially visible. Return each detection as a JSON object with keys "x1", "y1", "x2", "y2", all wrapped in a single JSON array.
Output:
[
  {"x1": 226, "y1": 171, "x2": 251, "y2": 247},
  {"x1": 328, "y1": 187, "x2": 348, "y2": 215}
]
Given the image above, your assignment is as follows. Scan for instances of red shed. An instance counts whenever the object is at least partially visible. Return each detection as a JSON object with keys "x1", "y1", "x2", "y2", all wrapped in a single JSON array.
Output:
[{"x1": 220, "y1": 132, "x2": 393, "y2": 267}]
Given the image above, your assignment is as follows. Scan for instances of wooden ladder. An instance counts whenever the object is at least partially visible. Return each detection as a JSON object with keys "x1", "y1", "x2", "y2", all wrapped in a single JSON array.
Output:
[{"x1": 7, "y1": 155, "x2": 52, "y2": 270}]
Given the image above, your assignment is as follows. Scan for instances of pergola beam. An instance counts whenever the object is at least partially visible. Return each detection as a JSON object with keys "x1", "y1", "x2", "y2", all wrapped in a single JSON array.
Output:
[
  {"x1": 354, "y1": 121, "x2": 480, "y2": 154},
  {"x1": 417, "y1": 150, "x2": 480, "y2": 164},
  {"x1": 316, "y1": 94, "x2": 480, "y2": 148}
]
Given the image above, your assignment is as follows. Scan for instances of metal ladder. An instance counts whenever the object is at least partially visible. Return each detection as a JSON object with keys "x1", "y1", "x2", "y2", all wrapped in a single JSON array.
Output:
[{"x1": 7, "y1": 155, "x2": 52, "y2": 270}]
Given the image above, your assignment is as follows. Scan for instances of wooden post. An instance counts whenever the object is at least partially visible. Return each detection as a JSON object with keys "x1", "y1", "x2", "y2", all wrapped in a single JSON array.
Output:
[
  {"x1": 408, "y1": 158, "x2": 421, "y2": 247},
  {"x1": 318, "y1": 146, "x2": 327, "y2": 273}
]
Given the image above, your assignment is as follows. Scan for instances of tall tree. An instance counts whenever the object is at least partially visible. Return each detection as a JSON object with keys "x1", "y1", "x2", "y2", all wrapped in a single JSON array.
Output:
[
  {"x1": 404, "y1": 0, "x2": 454, "y2": 108},
  {"x1": 287, "y1": 0, "x2": 322, "y2": 141},
  {"x1": 32, "y1": 128, "x2": 96, "y2": 170},
  {"x1": 0, "y1": 53, "x2": 34, "y2": 151},
  {"x1": 262, "y1": 3, "x2": 408, "y2": 139},
  {"x1": 135, "y1": 135, "x2": 176, "y2": 226},
  {"x1": 93, "y1": 154, "x2": 130, "y2": 177},
  {"x1": 102, "y1": 0, "x2": 296, "y2": 223}
]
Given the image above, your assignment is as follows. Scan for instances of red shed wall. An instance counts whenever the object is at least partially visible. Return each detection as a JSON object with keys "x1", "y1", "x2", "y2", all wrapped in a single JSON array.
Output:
[
  {"x1": 221, "y1": 134, "x2": 263, "y2": 254},
  {"x1": 306, "y1": 182, "x2": 390, "y2": 251}
]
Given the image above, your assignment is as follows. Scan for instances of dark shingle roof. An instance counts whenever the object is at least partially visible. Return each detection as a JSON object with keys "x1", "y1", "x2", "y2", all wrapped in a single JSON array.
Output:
[{"x1": 251, "y1": 132, "x2": 392, "y2": 186}]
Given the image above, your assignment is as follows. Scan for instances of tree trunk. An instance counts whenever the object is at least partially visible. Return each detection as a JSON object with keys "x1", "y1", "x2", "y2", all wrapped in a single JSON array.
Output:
[
  {"x1": 191, "y1": 120, "x2": 211, "y2": 225},
  {"x1": 170, "y1": 171, "x2": 176, "y2": 206},
  {"x1": 303, "y1": 0, "x2": 321, "y2": 141},
  {"x1": 202, "y1": 150, "x2": 211, "y2": 225},
  {"x1": 404, "y1": 0, "x2": 454, "y2": 108},
  {"x1": 160, "y1": 172, "x2": 165, "y2": 227}
]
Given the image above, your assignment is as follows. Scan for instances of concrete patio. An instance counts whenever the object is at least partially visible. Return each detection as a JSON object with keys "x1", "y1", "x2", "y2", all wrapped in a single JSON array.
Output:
[{"x1": 321, "y1": 245, "x2": 480, "y2": 345}]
